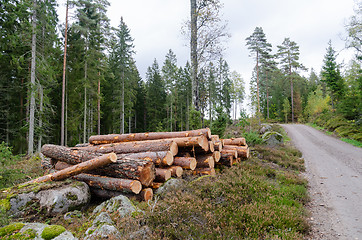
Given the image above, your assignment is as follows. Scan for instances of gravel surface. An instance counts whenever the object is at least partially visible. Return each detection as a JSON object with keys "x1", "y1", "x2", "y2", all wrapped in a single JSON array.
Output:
[{"x1": 282, "y1": 124, "x2": 362, "y2": 240}]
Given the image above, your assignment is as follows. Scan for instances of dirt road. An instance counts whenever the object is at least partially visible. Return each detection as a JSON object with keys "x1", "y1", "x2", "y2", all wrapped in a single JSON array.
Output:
[{"x1": 282, "y1": 124, "x2": 362, "y2": 240}]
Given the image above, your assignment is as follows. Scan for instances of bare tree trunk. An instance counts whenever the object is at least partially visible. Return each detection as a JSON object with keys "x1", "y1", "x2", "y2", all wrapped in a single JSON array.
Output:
[
  {"x1": 84, "y1": 61, "x2": 87, "y2": 143},
  {"x1": 38, "y1": 85, "x2": 43, "y2": 152},
  {"x1": 256, "y1": 51, "x2": 260, "y2": 114},
  {"x1": 289, "y1": 65, "x2": 294, "y2": 123},
  {"x1": 97, "y1": 70, "x2": 101, "y2": 135},
  {"x1": 129, "y1": 109, "x2": 131, "y2": 133},
  {"x1": 190, "y1": 0, "x2": 198, "y2": 111},
  {"x1": 28, "y1": 0, "x2": 37, "y2": 155},
  {"x1": 121, "y1": 71, "x2": 125, "y2": 134},
  {"x1": 61, "y1": 0, "x2": 69, "y2": 146},
  {"x1": 266, "y1": 71, "x2": 269, "y2": 119}
]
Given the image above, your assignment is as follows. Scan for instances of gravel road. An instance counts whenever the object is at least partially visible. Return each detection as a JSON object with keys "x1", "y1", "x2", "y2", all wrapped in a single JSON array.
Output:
[{"x1": 282, "y1": 124, "x2": 362, "y2": 240}]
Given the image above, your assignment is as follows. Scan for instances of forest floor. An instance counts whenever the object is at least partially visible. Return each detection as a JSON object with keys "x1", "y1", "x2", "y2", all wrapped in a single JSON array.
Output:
[{"x1": 282, "y1": 124, "x2": 362, "y2": 240}]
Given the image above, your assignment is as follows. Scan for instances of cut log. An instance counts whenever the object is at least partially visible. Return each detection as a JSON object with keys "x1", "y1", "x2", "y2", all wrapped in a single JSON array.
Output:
[
  {"x1": 221, "y1": 149, "x2": 238, "y2": 158},
  {"x1": 173, "y1": 157, "x2": 197, "y2": 170},
  {"x1": 214, "y1": 140, "x2": 223, "y2": 151},
  {"x1": 155, "y1": 168, "x2": 171, "y2": 182},
  {"x1": 140, "y1": 188, "x2": 153, "y2": 202},
  {"x1": 223, "y1": 145, "x2": 249, "y2": 159},
  {"x1": 90, "y1": 188, "x2": 122, "y2": 199},
  {"x1": 208, "y1": 141, "x2": 214, "y2": 152},
  {"x1": 211, "y1": 135, "x2": 220, "y2": 142},
  {"x1": 172, "y1": 136, "x2": 209, "y2": 152},
  {"x1": 27, "y1": 153, "x2": 117, "y2": 183},
  {"x1": 74, "y1": 139, "x2": 178, "y2": 156},
  {"x1": 89, "y1": 128, "x2": 211, "y2": 144},
  {"x1": 213, "y1": 151, "x2": 221, "y2": 163},
  {"x1": 117, "y1": 151, "x2": 173, "y2": 166},
  {"x1": 73, "y1": 173, "x2": 142, "y2": 194},
  {"x1": 218, "y1": 155, "x2": 233, "y2": 167},
  {"x1": 193, "y1": 168, "x2": 216, "y2": 176},
  {"x1": 222, "y1": 138, "x2": 246, "y2": 146},
  {"x1": 54, "y1": 158, "x2": 155, "y2": 187},
  {"x1": 196, "y1": 154, "x2": 214, "y2": 168},
  {"x1": 150, "y1": 182, "x2": 163, "y2": 189},
  {"x1": 165, "y1": 166, "x2": 183, "y2": 178}
]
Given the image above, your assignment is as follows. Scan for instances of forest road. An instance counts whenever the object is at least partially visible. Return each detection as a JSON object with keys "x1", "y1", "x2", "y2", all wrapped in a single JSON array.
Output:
[{"x1": 281, "y1": 124, "x2": 362, "y2": 240}]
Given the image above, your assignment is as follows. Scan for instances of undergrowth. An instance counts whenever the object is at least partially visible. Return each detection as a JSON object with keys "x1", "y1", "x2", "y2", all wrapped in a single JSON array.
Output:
[{"x1": 114, "y1": 144, "x2": 310, "y2": 239}]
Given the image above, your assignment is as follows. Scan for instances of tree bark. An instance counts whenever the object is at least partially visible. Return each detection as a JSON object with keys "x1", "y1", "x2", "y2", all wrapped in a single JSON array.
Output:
[
  {"x1": 117, "y1": 151, "x2": 174, "y2": 166},
  {"x1": 27, "y1": 153, "x2": 117, "y2": 184},
  {"x1": 190, "y1": 0, "x2": 198, "y2": 110},
  {"x1": 172, "y1": 135, "x2": 209, "y2": 152},
  {"x1": 220, "y1": 149, "x2": 238, "y2": 158},
  {"x1": 196, "y1": 154, "x2": 214, "y2": 168},
  {"x1": 218, "y1": 155, "x2": 233, "y2": 167},
  {"x1": 173, "y1": 156, "x2": 197, "y2": 170},
  {"x1": 28, "y1": 0, "x2": 37, "y2": 155},
  {"x1": 222, "y1": 145, "x2": 249, "y2": 159},
  {"x1": 221, "y1": 138, "x2": 246, "y2": 146},
  {"x1": 155, "y1": 168, "x2": 171, "y2": 182},
  {"x1": 75, "y1": 139, "x2": 178, "y2": 156},
  {"x1": 193, "y1": 168, "x2": 215, "y2": 176},
  {"x1": 61, "y1": 0, "x2": 68, "y2": 146},
  {"x1": 42, "y1": 144, "x2": 156, "y2": 186},
  {"x1": 73, "y1": 174, "x2": 142, "y2": 194},
  {"x1": 88, "y1": 128, "x2": 211, "y2": 144}
]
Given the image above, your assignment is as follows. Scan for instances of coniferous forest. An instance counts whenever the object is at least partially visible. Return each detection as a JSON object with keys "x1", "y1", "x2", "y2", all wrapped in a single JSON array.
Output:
[{"x1": 0, "y1": 0, "x2": 361, "y2": 155}]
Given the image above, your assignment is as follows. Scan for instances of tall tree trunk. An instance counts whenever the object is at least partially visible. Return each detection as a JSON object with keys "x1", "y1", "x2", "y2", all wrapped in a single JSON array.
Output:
[
  {"x1": 266, "y1": 71, "x2": 269, "y2": 119},
  {"x1": 61, "y1": 0, "x2": 68, "y2": 146},
  {"x1": 97, "y1": 70, "x2": 101, "y2": 135},
  {"x1": 121, "y1": 71, "x2": 125, "y2": 134},
  {"x1": 190, "y1": 0, "x2": 198, "y2": 111},
  {"x1": 289, "y1": 65, "x2": 294, "y2": 123},
  {"x1": 38, "y1": 85, "x2": 43, "y2": 152},
  {"x1": 256, "y1": 51, "x2": 260, "y2": 114},
  {"x1": 83, "y1": 61, "x2": 87, "y2": 143},
  {"x1": 129, "y1": 109, "x2": 131, "y2": 133},
  {"x1": 28, "y1": 0, "x2": 37, "y2": 155}
]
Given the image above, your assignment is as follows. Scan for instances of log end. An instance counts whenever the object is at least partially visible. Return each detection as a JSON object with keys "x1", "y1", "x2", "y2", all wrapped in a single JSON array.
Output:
[
  {"x1": 213, "y1": 151, "x2": 221, "y2": 163},
  {"x1": 206, "y1": 128, "x2": 212, "y2": 139},
  {"x1": 140, "y1": 188, "x2": 153, "y2": 202},
  {"x1": 131, "y1": 180, "x2": 142, "y2": 194},
  {"x1": 164, "y1": 151, "x2": 174, "y2": 166},
  {"x1": 109, "y1": 152, "x2": 117, "y2": 163},
  {"x1": 208, "y1": 141, "x2": 215, "y2": 153},
  {"x1": 198, "y1": 135, "x2": 209, "y2": 152},
  {"x1": 139, "y1": 162, "x2": 156, "y2": 187},
  {"x1": 209, "y1": 156, "x2": 215, "y2": 168},
  {"x1": 190, "y1": 158, "x2": 197, "y2": 170},
  {"x1": 170, "y1": 141, "x2": 178, "y2": 156},
  {"x1": 171, "y1": 166, "x2": 183, "y2": 178}
]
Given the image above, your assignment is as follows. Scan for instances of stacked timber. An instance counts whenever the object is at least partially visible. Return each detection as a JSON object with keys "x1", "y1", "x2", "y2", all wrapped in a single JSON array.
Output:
[{"x1": 35, "y1": 128, "x2": 249, "y2": 202}]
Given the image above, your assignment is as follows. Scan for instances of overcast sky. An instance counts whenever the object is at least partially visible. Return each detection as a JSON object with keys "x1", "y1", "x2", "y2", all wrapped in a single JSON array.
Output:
[{"x1": 58, "y1": 0, "x2": 357, "y2": 109}]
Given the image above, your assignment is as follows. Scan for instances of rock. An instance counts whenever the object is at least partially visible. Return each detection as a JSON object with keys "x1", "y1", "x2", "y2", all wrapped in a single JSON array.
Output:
[
  {"x1": 64, "y1": 210, "x2": 83, "y2": 220},
  {"x1": 37, "y1": 182, "x2": 90, "y2": 215},
  {"x1": 262, "y1": 131, "x2": 283, "y2": 146},
  {"x1": 6, "y1": 180, "x2": 91, "y2": 217},
  {"x1": 128, "y1": 225, "x2": 152, "y2": 240},
  {"x1": 156, "y1": 178, "x2": 185, "y2": 196},
  {"x1": 93, "y1": 195, "x2": 138, "y2": 218},
  {"x1": 84, "y1": 224, "x2": 121, "y2": 240},
  {"x1": 0, "y1": 222, "x2": 78, "y2": 240},
  {"x1": 93, "y1": 212, "x2": 114, "y2": 226},
  {"x1": 259, "y1": 124, "x2": 272, "y2": 134}
]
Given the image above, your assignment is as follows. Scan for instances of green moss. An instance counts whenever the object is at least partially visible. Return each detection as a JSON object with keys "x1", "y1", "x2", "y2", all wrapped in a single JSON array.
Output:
[
  {"x1": 0, "y1": 198, "x2": 11, "y2": 211},
  {"x1": 0, "y1": 222, "x2": 24, "y2": 237},
  {"x1": 66, "y1": 192, "x2": 78, "y2": 201},
  {"x1": 41, "y1": 225, "x2": 66, "y2": 240}
]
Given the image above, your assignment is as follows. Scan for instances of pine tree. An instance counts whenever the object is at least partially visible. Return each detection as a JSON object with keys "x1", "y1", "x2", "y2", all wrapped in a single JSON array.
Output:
[
  {"x1": 245, "y1": 27, "x2": 272, "y2": 114},
  {"x1": 321, "y1": 40, "x2": 345, "y2": 108},
  {"x1": 277, "y1": 38, "x2": 306, "y2": 123}
]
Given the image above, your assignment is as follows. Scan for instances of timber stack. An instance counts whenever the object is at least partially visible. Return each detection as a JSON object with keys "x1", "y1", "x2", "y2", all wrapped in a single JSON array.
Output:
[{"x1": 37, "y1": 128, "x2": 249, "y2": 202}]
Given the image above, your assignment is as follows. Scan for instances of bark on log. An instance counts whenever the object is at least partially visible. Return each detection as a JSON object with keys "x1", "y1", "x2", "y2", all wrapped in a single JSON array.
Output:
[
  {"x1": 27, "y1": 153, "x2": 117, "y2": 183},
  {"x1": 73, "y1": 173, "x2": 142, "y2": 194},
  {"x1": 193, "y1": 168, "x2": 216, "y2": 176},
  {"x1": 172, "y1": 136, "x2": 209, "y2": 152},
  {"x1": 222, "y1": 138, "x2": 246, "y2": 146},
  {"x1": 213, "y1": 151, "x2": 221, "y2": 163},
  {"x1": 74, "y1": 139, "x2": 178, "y2": 156},
  {"x1": 196, "y1": 154, "x2": 214, "y2": 168},
  {"x1": 218, "y1": 155, "x2": 234, "y2": 167},
  {"x1": 221, "y1": 149, "x2": 238, "y2": 158},
  {"x1": 150, "y1": 182, "x2": 163, "y2": 189},
  {"x1": 165, "y1": 166, "x2": 183, "y2": 178},
  {"x1": 90, "y1": 188, "x2": 153, "y2": 202},
  {"x1": 117, "y1": 151, "x2": 174, "y2": 166},
  {"x1": 223, "y1": 145, "x2": 249, "y2": 159},
  {"x1": 155, "y1": 168, "x2": 171, "y2": 182},
  {"x1": 89, "y1": 128, "x2": 211, "y2": 144},
  {"x1": 54, "y1": 158, "x2": 155, "y2": 187},
  {"x1": 173, "y1": 157, "x2": 197, "y2": 170}
]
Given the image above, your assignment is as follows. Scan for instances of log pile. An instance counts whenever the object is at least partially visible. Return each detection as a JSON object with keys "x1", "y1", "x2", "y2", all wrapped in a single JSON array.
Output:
[{"x1": 38, "y1": 128, "x2": 249, "y2": 202}]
